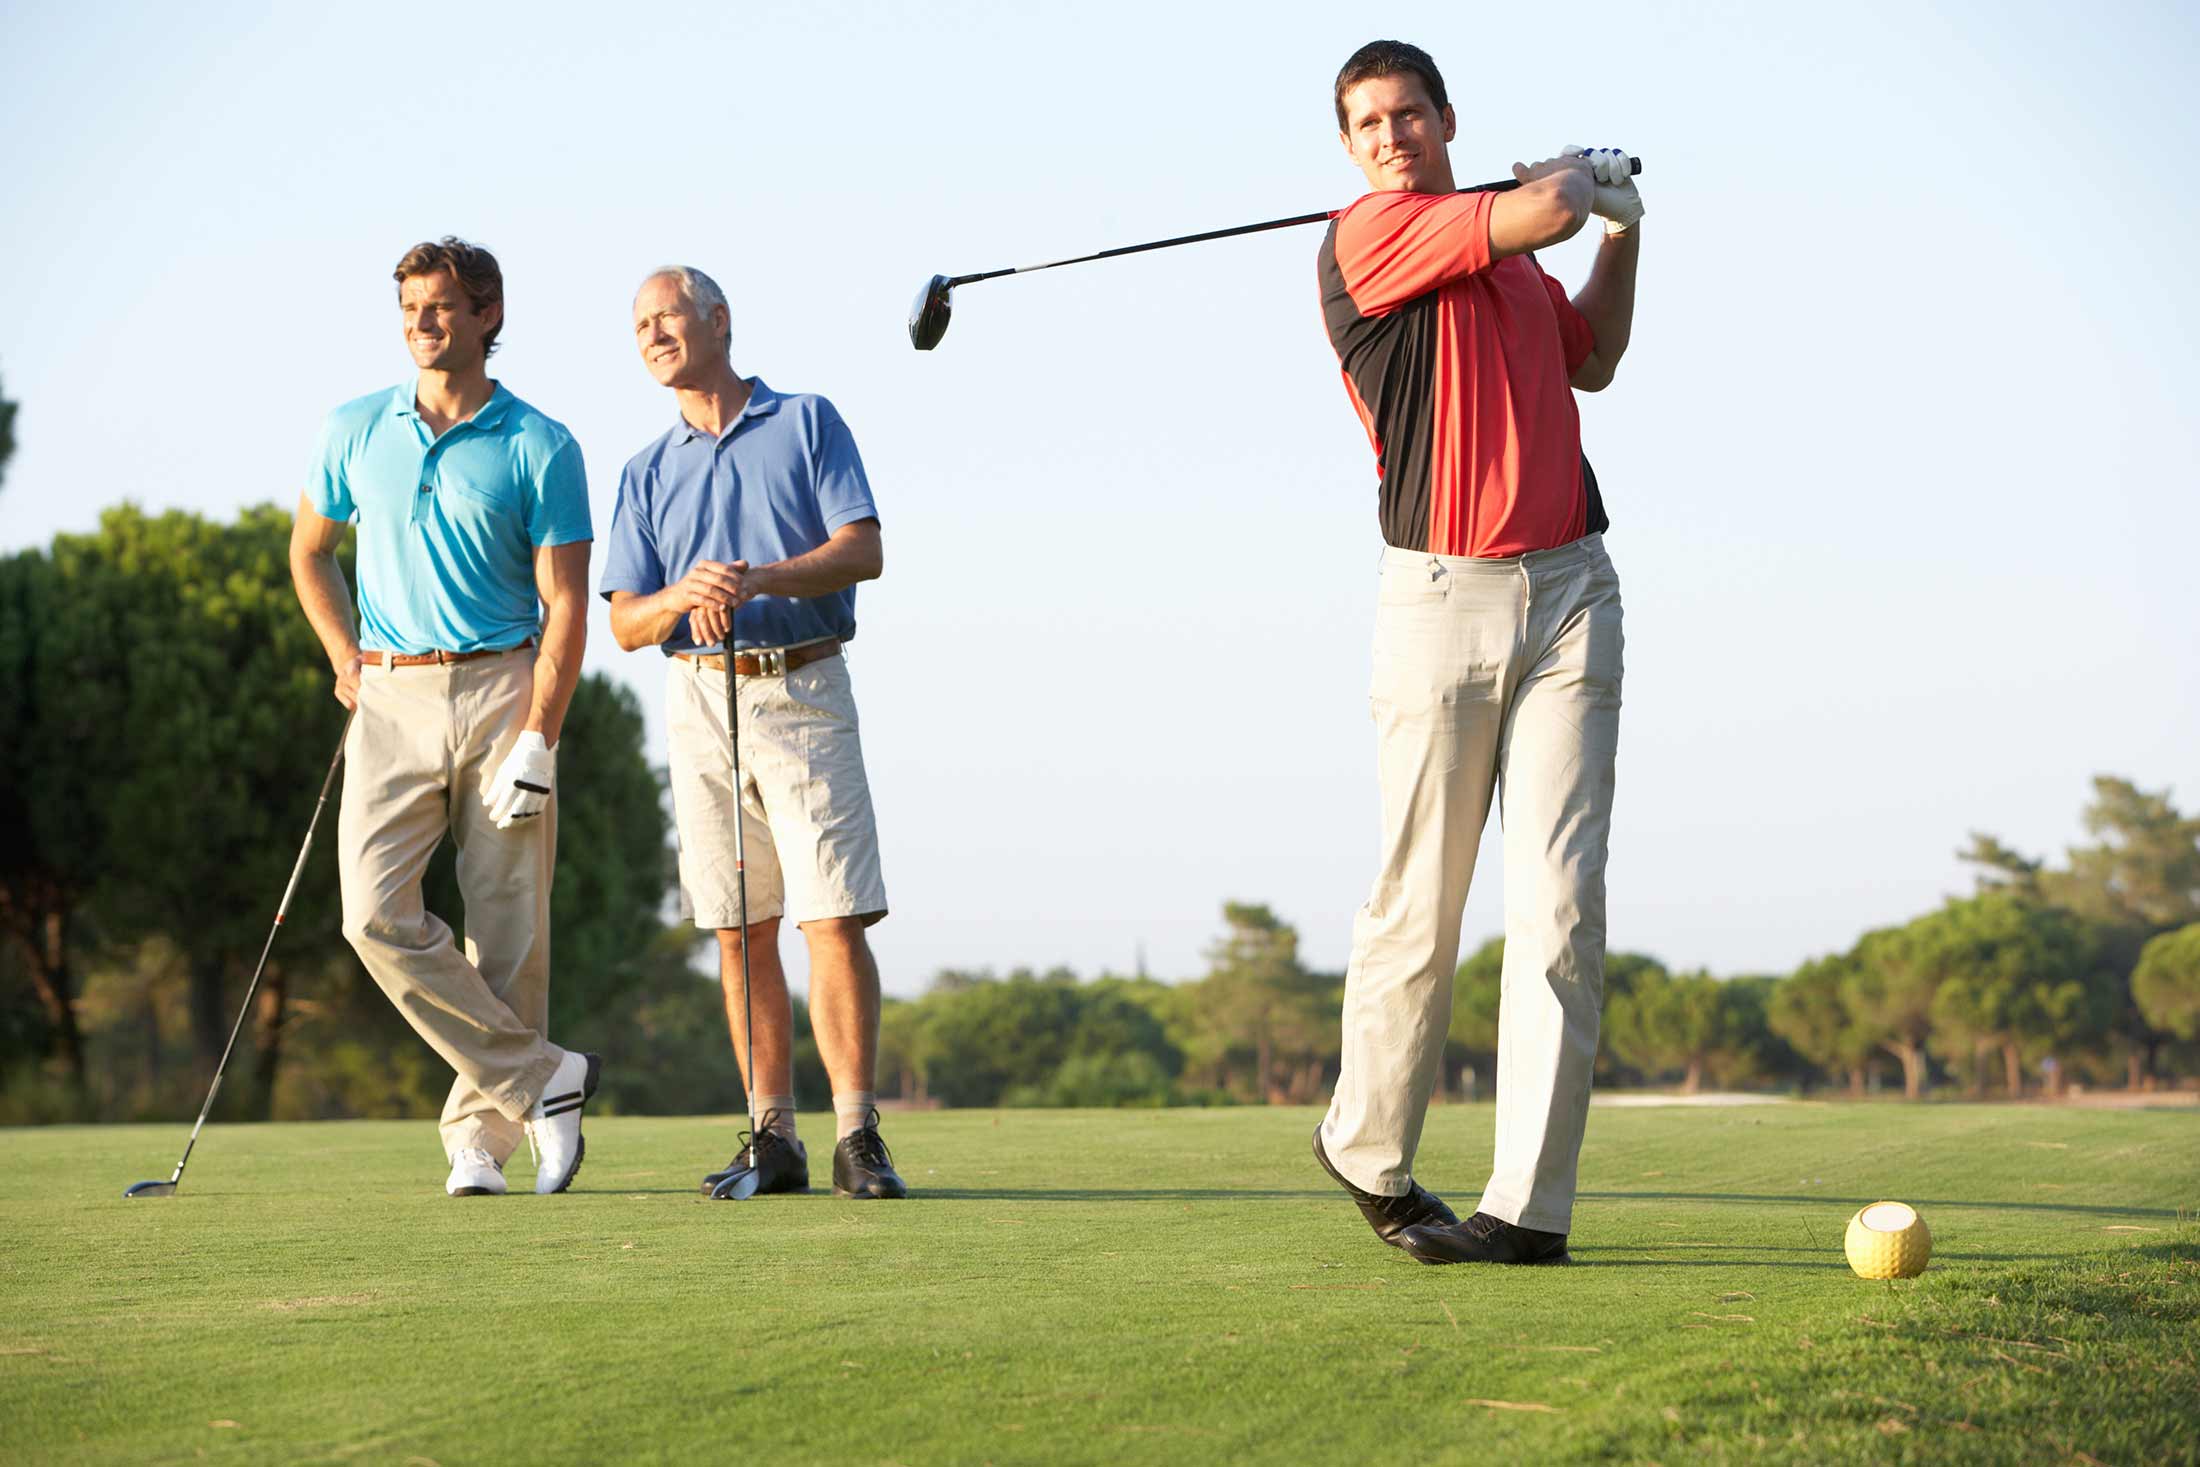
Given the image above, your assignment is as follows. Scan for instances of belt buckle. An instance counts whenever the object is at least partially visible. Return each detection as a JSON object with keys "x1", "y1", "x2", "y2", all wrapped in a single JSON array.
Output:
[{"x1": 757, "y1": 648, "x2": 787, "y2": 676}]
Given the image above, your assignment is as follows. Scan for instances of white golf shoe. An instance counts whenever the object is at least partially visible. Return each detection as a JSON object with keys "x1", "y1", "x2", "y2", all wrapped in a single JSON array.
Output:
[
  {"x1": 526, "y1": 1050, "x2": 601, "y2": 1195},
  {"x1": 446, "y1": 1147, "x2": 507, "y2": 1197}
]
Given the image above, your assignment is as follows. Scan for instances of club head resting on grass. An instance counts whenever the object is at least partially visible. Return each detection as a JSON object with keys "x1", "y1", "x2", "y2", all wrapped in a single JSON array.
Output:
[
  {"x1": 711, "y1": 1170, "x2": 763, "y2": 1201},
  {"x1": 908, "y1": 274, "x2": 953, "y2": 350},
  {"x1": 124, "y1": 1180, "x2": 177, "y2": 1198}
]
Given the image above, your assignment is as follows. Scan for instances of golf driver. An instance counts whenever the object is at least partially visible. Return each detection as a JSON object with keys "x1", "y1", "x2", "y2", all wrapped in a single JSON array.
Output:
[
  {"x1": 909, "y1": 157, "x2": 1641, "y2": 350},
  {"x1": 125, "y1": 711, "x2": 354, "y2": 1198},
  {"x1": 714, "y1": 611, "x2": 764, "y2": 1201}
]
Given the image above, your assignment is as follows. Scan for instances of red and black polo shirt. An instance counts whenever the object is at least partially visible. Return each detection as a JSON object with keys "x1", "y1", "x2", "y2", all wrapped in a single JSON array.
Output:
[{"x1": 1318, "y1": 189, "x2": 1606, "y2": 557}]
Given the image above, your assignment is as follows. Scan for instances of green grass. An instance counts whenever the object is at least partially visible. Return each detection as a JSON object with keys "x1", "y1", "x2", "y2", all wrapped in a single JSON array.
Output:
[{"x1": 1, "y1": 1103, "x2": 2195, "y2": 1466}]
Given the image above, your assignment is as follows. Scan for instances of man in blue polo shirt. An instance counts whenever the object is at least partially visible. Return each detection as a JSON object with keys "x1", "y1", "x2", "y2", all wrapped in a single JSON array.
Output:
[
  {"x1": 289, "y1": 237, "x2": 601, "y2": 1199},
  {"x1": 602, "y1": 264, "x2": 903, "y2": 1202}
]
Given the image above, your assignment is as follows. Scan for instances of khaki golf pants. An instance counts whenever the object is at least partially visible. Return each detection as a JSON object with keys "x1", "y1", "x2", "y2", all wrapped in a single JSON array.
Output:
[
  {"x1": 1320, "y1": 535, "x2": 1623, "y2": 1234},
  {"x1": 337, "y1": 647, "x2": 564, "y2": 1164}
]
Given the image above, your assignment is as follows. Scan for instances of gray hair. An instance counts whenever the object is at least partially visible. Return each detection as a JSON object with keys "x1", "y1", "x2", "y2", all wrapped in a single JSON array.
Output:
[{"x1": 638, "y1": 264, "x2": 731, "y2": 359}]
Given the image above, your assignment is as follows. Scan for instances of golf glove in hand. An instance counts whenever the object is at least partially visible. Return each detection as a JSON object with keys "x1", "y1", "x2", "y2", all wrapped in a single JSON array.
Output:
[
  {"x1": 1564, "y1": 145, "x2": 1643, "y2": 236},
  {"x1": 487, "y1": 731, "x2": 555, "y2": 829}
]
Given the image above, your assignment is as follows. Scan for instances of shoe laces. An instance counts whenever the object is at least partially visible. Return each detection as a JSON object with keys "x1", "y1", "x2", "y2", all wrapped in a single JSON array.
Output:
[
  {"x1": 455, "y1": 1147, "x2": 501, "y2": 1172},
  {"x1": 1370, "y1": 1181, "x2": 1435, "y2": 1222},
  {"x1": 728, "y1": 1107, "x2": 795, "y2": 1169},
  {"x1": 842, "y1": 1109, "x2": 892, "y2": 1169}
]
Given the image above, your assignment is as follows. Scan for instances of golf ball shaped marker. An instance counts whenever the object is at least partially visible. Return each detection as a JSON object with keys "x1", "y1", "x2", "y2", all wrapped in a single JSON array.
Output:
[{"x1": 1845, "y1": 1201, "x2": 1931, "y2": 1279}]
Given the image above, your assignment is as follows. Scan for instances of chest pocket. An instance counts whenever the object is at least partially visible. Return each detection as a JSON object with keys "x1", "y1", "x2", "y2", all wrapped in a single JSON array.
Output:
[
  {"x1": 428, "y1": 465, "x2": 528, "y2": 552},
  {"x1": 438, "y1": 471, "x2": 518, "y2": 513}
]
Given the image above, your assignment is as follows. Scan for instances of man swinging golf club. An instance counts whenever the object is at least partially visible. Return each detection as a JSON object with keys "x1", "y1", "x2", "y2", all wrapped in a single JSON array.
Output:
[
  {"x1": 290, "y1": 237, "x2": 601, "y2": 1198},
  {"x1": 1310, "y1": 41, "x2": 1644, "y2": 1265},
  {"x1": 602, "y1": 265, "x2": 905, "y2": 1201}
]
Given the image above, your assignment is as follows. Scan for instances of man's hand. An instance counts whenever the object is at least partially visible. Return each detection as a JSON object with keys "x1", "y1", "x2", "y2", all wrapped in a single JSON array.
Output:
[
  {"x1": 1510, "y1": 152, "x2": 1593, "y2": 186},
  {"x1": 332, "y1": 649, "x2": 363, "y2": 710},
  {"x1": 1564, "y1": 145, "x2": 1643, "y2": 236},
  {"x1": 486, "y1": 731, "x2": 556, "y2": 829},
  {"x1": 680, "y1": 560, "x2": 765, "y2": 649}
]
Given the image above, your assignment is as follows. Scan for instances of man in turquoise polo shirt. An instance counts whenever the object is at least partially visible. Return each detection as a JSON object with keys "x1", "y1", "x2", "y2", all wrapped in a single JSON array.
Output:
[{"x1": 289, "y1": 237, "x2": 601, "y2": 1198}]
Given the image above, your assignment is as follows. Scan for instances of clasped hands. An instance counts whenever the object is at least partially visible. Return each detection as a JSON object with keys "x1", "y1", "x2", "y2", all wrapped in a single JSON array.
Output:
[{"x1": 669, "y1": 559, "x2": 765, "y2": 650}]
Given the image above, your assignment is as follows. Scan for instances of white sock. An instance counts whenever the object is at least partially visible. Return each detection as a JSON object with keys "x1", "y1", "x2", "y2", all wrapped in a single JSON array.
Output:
[
  {"x1": 834, "y1": 1092, "x2": 878, "y2": 1142},
  {"x1": 751, "y1": 1096, "x2": 799, "y2": 1147}
]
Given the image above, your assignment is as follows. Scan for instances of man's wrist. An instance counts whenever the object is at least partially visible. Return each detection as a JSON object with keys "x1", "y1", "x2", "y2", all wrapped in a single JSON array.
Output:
[{"x1": 648, "y1": 586, "x2": 687, "y2": 637}]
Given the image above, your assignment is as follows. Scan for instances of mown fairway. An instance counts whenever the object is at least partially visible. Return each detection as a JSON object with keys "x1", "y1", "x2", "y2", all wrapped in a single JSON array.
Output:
[{"x1": 1, "y1": 1102, "x2": 2194, "y2": 1466}]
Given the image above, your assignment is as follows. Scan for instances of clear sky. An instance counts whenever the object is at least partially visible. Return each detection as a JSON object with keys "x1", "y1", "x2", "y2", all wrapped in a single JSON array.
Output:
[{"x1": 3, "y1": 1, "x2": 2195, "y2": 998}]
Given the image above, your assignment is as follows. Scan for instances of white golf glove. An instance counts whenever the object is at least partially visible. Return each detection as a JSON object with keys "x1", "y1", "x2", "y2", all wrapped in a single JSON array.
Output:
[
  {"x1": 486, "y1": 731, "x2": 556, "y2": 829},
  {"x1": 1564, "y1": 144, "x2": 1643, "y2": 236}
]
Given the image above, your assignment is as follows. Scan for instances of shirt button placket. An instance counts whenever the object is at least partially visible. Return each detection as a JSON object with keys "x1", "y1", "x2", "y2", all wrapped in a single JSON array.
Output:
[
  {"x1": 416, "y1": 442, "x2": 437, "y2": 528},
  {"x1": 411, "y1": 427, "x2": 435, "y2": 527}
]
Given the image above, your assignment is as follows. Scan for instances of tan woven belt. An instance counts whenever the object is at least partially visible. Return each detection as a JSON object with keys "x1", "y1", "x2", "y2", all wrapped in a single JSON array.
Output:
[
  {"x1": 361, "y1": 639, "x2": 535, "y2": 668},
  {"x1": 677, "y1": 640, "x2": 841, "y2": 677}
]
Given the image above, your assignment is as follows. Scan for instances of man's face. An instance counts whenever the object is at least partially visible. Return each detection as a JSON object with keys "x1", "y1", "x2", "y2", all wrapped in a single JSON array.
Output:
[
  {"x1": 1339, "y1": 73, "x2": 1456, "y2": 194},
  {"x1": 400, "y1": 269, "x2": 496, "y2": 373},
  {"x1": 633, "y1": 275, "x2": 727, "y2": 389}
]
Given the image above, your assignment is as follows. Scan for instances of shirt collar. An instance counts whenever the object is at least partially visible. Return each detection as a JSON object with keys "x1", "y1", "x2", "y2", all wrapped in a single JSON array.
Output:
[
  {"x1": 672, "y1": 376, "x2": 781, "y2": 444},
  {"x1": 390, "y1": 380, "x2": 512, "y2": 430}
]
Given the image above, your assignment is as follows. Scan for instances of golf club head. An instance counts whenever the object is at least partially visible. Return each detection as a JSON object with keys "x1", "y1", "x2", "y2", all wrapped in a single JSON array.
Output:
[
  {"x1": 710, "y1": 1169, "x2": 763, "y2": 1201},
  {"x1": 908, "y1": 274, "x2": 953, "y2": 351},
  {"x1": 124, "y1": 1180, "x2": 177, "y2": 1198}
]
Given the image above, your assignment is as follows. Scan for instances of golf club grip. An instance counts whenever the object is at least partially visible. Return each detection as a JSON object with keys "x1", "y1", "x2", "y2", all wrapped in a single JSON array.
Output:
[{"x1": 1465, "y1": 155, "x2": 1642, "y2": 194}]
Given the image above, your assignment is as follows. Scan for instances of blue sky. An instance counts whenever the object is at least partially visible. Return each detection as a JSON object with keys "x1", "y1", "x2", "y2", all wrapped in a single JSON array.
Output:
[{"x1": 3, "y1": 1, "x2": 2195, "y2": 997}]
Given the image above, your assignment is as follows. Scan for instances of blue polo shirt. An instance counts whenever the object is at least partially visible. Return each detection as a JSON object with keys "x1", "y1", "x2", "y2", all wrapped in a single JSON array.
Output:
[
  {"x1": 598, "y1": 378, "x2": 878, "y2": 653},
  {"x1": 307, "y1": 382, "x2": 592, "y2": 654}
]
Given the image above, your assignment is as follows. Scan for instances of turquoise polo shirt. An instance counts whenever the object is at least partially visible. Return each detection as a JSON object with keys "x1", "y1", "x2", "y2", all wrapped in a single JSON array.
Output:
[{"x1": 307, "y1": 381, "x2": 592, "y2": 655}]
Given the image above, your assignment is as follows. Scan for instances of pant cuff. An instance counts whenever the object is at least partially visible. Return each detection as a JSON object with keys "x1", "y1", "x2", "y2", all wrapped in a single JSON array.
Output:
[
  {"x1": 442, "y1": 1117, "x2": 520, "y2": 1166},
  {"x1": 495, "y1": 1046, "x2": 565, "y2": 1121},
  {"x1": 1478, "y1": 1187, "x2": 1571, "y2": 1234},
  {"x1": 1319, "y1": 1116, "x2": 1409, "y2": 1198}
]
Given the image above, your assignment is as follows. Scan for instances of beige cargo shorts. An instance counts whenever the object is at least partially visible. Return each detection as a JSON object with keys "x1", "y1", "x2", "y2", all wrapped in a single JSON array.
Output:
[{"x1": 664, "y1": 649, "x2": 888, "y2": 930}]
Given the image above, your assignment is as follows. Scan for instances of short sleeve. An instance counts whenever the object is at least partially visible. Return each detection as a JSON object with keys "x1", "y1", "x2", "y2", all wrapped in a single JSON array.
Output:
[
  {"x1": 1332, "y1": 191, "x2": 1496, "y2": 316},
  {"x1": 527, "y1": 437, "x2": 593, "y2": 547},
  {"x1": 1536, "y1": 264, "x2": 1598, "y2": 374},
  {"x1": 596, "y1": 460, "x2": 667, "y2": 599},
  {"x1": 305, "y1": 410, "x2": 355, "y2": 522},
  {"x1": 810, "y1": 401, "x2": 879, "y2": 533}
]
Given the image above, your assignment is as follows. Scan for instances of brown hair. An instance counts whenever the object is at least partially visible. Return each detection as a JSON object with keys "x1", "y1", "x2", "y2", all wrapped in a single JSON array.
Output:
[
  {"x1": 393, "y1": 237, "x2": 505, "y2": 356},
  {"x1": 1333, "y1": 40, "x2": 1449, "y2": 131}
]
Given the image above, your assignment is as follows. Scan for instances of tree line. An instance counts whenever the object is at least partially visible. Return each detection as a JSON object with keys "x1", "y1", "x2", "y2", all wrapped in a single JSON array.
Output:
[
  {"x1": 862, "y1": 791, "x2": 2200, "y2": 1107},
  {"x1": 2, "y1": 505, "x2": 2196, "y2": 1121}
]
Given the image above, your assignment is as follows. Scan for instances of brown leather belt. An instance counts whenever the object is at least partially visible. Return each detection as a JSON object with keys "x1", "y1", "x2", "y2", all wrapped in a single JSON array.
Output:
[
  {"x1": 678, "y1": 640, "x2": 841, "y2": 677},
  {"x1": 361, "y1": 639, "x2": 535, "y2": 668}
]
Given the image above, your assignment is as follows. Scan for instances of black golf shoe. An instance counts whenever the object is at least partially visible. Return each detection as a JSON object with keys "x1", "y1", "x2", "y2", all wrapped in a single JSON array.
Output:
[
  {"x1": 1312, "y1": 1124, "x2": 1456, "y2": 1246},
  {"x1": 831, "y1": 1110, "x2": 908, "y2": 1199},
  {"x1": 703, "y1": 1113, "x2": 810, "y2": 1199},
  {"x1": 1396, "y1": 1211, "x2": 1573, "y2": 1266}
]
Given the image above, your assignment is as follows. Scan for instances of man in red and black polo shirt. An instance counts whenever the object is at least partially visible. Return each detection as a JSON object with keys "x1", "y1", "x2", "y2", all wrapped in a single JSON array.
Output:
[{"x1": 1308, "y1": 39, "x2": 1644, "y2": 1266}]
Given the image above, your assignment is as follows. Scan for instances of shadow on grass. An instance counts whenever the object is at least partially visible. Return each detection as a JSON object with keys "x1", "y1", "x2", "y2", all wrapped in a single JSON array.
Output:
[
  {"x1": 596, "y1": 1187, "x2": 1340, "y2": 1200},
  {"x1": 1580, "y1": 1190, "x2": 2186, "y2": 1221},
  {"x1": 1579, "y1": 1246, "x2": 2047, "y2": 1266},
  {"x1": 1562, "y1": 1258, "x2": 1849, "y2": 1270},
  {"x1": 915, "y1": 1188, "x2": 1339, "y2": 1202}
]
